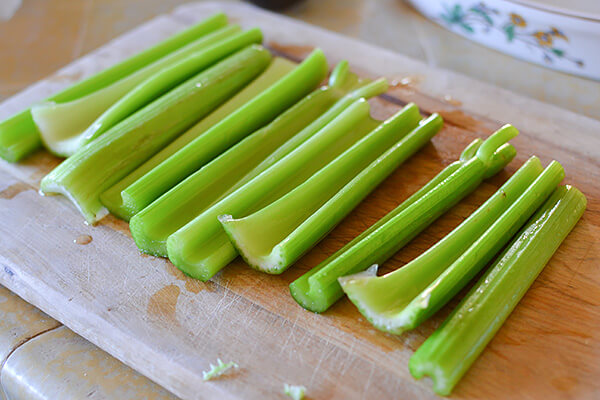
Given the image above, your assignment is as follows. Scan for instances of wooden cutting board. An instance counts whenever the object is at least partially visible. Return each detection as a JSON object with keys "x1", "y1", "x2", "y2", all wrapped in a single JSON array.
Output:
[{"x1": 0, "y1": 2, "x2": 599, "y2": 399}]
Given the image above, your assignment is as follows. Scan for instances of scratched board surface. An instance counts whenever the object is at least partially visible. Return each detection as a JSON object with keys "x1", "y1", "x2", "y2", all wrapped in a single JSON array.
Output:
[{"x1": 0, "y1": 3, "x2": 599, "y2": 400}]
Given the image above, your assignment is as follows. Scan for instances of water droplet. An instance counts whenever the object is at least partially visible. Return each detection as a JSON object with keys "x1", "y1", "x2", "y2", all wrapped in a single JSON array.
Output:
[
  {"x1": 443, "y1": 95, "x2": 462, "y2": 106},
  {"x1": 74, "y1": 234, "x2": 92, "y2": 245}
]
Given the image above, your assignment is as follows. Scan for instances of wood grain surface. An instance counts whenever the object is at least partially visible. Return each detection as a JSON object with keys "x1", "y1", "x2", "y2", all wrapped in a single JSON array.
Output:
[{"x1": 0, "y1": 3, "x2": 599, "y2": 399}]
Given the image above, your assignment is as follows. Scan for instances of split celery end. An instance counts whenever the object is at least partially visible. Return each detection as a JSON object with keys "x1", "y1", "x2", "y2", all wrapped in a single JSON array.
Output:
[
  {"x1": 119, "y1": 48, "x2": 330, "y2": 218},
  {"x1": 291, "y1": 130, "x2": 518, "y2": 313},
  {"x1": 409, "y1": 185, "x2": 586, "y2": 395},
  {"x1": 166, "y1": 99, "x2": 379, "y2": 281},
  {"x1": 31, "y1": 25, "x2": 244, "y2": 157},
  {"x1": 40, "y1": 45, "x2": 272, "y2": 224},
  {"x1": 340, "y1": 159, "x2": 564, "y2": 334},
  {"x1": 219, "y1": 106, "x2": 429, "y2": 274},
  {"x1": 100, "y1": 56, "x2": 297, "y2": 220},
  {"x1": 0, "y1": 13, "x2": 228, "y2": 162}
]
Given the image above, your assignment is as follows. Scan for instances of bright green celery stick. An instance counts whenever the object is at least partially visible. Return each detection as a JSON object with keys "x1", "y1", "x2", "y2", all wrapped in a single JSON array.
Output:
[
  {"x1": 129, "y1": 64, "x2": 388, "y2": 256},
  {"x1": 32, "y1": 25, "x2": 243, "y2": 157},
  {"x1": 167, "y1": 99, "x2": 416, "y2": 281},
  {"x1": 409, "y1": 185, "x2": 585, "y2": 396},
  {"x1": 100, "y1": 57, "x2": 297, "y2": 220},
  {"x1": 40, "y1": 46, "x2": 271, "y2": 224},
  {"x1": 0, "y1": 13, "x2": 227, "y2": 162},
  {"x1": 119, "y1": 49, "x2": 330, "y2": 217},
  {"x1": 339, "y1": 159, "x2": 564, "y2": 334},
  {"x1": 81, "y1": 28, "x2": 263, "y2": 143},
  {"x1": 219, "y1": 113, "x2": 444, "y2": 274},
  {"x1": 334, "y1": 156, "x2": 543, "y2": 316},
  {"x1": 290, "y1": 129, "x2": 518, "y2": 313}
]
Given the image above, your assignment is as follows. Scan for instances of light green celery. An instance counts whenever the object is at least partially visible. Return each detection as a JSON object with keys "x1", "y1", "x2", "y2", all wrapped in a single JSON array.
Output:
[
  {"x1": 40, "y1": 46, "x2": 271, "y2": 224},
  {"x1": 31, "y1": 25, "x2": 243, "y2": 157},
  {"x1": 129, "y1": 64, "x2": 387, "y2": 256},
  {"x1": 219, "y1": 111, "x2": 440, "y2": 274},
  {"x1": 409, "y1": 185, "x2": 586, "y2": 396},
  {"x1": 119, "y1": 49, "x2": 330, "y2": 217},
  {"x1": 82, "y1": 29, "x2": 263, "y2": 145},
  {"x1": 100, "y1": 57, "x2": 297, "y2": 220},
  {"x1": 340, "y1": 159, "x2": 564, "y2": 334},
  {"x1": 290, "y1": 131, "x2": 517, "y2": 313},
  {"x1": 167, "y1": 99, "x2": 400, "y2": 281},
  {"x1": 0, "y1": 13, "x2": 227, "y2": 162}
]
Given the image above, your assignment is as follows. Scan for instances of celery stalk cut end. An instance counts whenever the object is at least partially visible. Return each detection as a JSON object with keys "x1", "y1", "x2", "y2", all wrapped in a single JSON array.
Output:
[{"x1": 40, "y1": 176, "x2": 109, "y2": 224}]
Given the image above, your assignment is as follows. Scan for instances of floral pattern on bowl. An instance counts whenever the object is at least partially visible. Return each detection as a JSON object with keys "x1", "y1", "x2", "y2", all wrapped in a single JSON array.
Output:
[
  {"x1": 440, "y1": 3, "x2": 583, "y2": 67},
  {"x1": 407, "y1": 0, "x2": 599, "y2": 80}
]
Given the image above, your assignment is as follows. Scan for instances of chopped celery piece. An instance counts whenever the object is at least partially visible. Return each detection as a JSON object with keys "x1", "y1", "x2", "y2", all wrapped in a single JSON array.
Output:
[
  {"x1": 31, "y1": 25, "x2": 244, "y2": 157},
  {"x1": 0, "y1": 13, "x2": 227, "y2": 162},
  {"x1": 409, "y1": 185, "x2": 586, "y2": 396},
  {"x1": 119, "y1": 48, "x2": 329, "y2": 217},
  {"x1": 284, "y1": 384, "x2": 306, "y2": 400},
  {"x1": 40, "y1": 45, "x2": 271, "y2": 224},
  {"x1": 291, "y1": 128, "x2": 518, "y2": 312},
  {"x1": 166, "y1": 99, "x2": 395, "y2": 281},
  {"x1": 202, "y1": 359, "x2": 239, "y2": 381},
  {"x1": 220, "y1": 111, "x2": 440, "y2": 274},
  {"x1": 81, "y1": 28, "x2": 262, "y2": 145},
  {"x1": 340, "y1": 159, "x2": 564, "y2": 334},
  {"x1": 129, "y1": 63, "x2": 387, "y2": 256},
  {"x1": 100, "y1": 57, "x2": 297, "y2": 220}
]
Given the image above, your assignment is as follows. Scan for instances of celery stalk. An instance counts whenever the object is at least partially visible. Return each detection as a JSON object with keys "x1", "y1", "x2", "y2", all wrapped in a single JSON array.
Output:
[
  {"x1": 40, "y1": 45, "x2": 271, "y2": 224},
  {"x1": 129, "y1": 64, "x2": 387, "y2": 256},
  {"x1": 219, "y1": 112, "x2": 442, "y2": 274},
  {"x1": 118, "y1": 49, "x2": 329, "y2": 217},
  {"x1": 409, "y1": 185, "x2": 586, "y2": 396},
  {"x1": 291, "y1": 130, "x2": 518, "y2": 312},
  {"x1": 339, "y1": 159, "x2": 564, "y2": 334},
  {"x1": 100, "y1": 57, "x2": 297, "y2": 220},
  {"x1": 80, "y1": 28, "x2": 262, "y2": 145},
  {"x1": 0, "y1": 13, "x2": 227, "y2": 162},
  {"x1": 167, "y1": 99, "x2": 405, "y2": 281},
  {"x1": 31, "y1": 25, "x2": 244, "y2": 157}
]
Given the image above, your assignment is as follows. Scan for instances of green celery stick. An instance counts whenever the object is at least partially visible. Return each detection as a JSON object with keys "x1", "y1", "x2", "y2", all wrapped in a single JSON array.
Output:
[
  {"x1": 31, "y1": 25, "x2": 243, "y2": 157},
  {"x1": 100, "y1": 57, "x2": 297, "y2": 220},
  {"x1": 409, "y1": 185, "x2": 586, "y2": 396},
  {"x1": 291, "y1": 130, "x2": 518, "y2": 313},
  {"x1": 220, "y1": 112, "x2": 442, "y2": 274},
  {"x1": 0, "y1": 13, "x2": 227, "y2": 162},
  {"x1": 166, "y1": 99, "x2": 410, "y2": 281},
  {"x1": 40, "y1": 45, "x2": 271, "y2": 224},
  {"x1": 80, "y1": 28, "x2": 263, "y2": 145},
  {"x1": 340, "y1": 159, "x2": 564, "y2": 334},
  {"x1": 119, "y1": 49, "x2": 330, "y2": 217},
  {"x1": 129, "y1": 64, "x2": 388, "y2": 256}
]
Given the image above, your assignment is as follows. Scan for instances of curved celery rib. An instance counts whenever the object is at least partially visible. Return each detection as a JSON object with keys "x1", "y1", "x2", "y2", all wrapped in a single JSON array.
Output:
[
  {"x1": 290, "y1": 129, "x2": 518, "y2": 313},
  {"x1": 410, "y1": 185, "x2": 586, "y2": 396},
  {"x1": 0, "y1": 13, "x2": 228, "y2": 162},
  {"x1": 220, "y1": 111, "x2": 438, "y2": 274},
  {"x1": 40, "y1": 45, "x2": 271, "y2": 224},
  {"x1": 80, "y1": 28, "x2": 263, "y2": 147},
  {"x1": 31, "y1": 25, "x2": 243, "y2": 157},
  {"x1": 166, "y1": 99, "x2": 392, "y2": 281},
  {"x1": 340, "y1": 159, "x2": 564, "y2": 334},
  {"x1": 100, "y1": 57, "x2": 297, "y2": 220},
  {"x1": 129, "y1": 64, "x2": 387, "y2": 257},
  {"x1": 119, "y1": 49, "x2": 330, "y2": 218}
]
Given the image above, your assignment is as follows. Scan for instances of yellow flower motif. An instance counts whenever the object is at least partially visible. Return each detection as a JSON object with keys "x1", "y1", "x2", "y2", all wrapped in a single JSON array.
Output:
[
  {"x1": 550, "y1": 27, "x2": 568, "y2": 41},
  {"x1": 533, "y1": 31, "x2": 553, "y2": 46},
  {"x1": 510, "y1": 13, "x2": 527, "y2": 27}
]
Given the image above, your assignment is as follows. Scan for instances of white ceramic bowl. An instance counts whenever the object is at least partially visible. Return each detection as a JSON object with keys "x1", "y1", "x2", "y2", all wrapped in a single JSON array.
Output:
[{"x1": 407, "y1": 0, "x2": 600, "y2": 80}]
